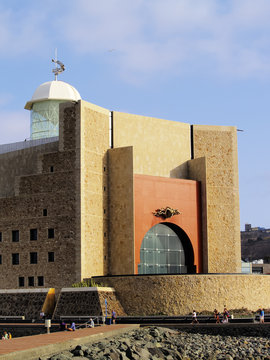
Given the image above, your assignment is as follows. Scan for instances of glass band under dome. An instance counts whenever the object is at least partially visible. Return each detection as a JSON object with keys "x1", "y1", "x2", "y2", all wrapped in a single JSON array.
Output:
[{"x1": 30, "y1": 100, "x2": 65, "y2": 140}]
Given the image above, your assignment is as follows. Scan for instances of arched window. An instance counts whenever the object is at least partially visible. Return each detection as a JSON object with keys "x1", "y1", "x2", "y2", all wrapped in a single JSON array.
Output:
[{"x1": 138, "y1": 223, "x2": 187, "y2": 274}]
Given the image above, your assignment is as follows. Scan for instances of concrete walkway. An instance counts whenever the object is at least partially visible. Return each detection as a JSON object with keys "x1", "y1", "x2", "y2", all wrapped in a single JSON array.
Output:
[{"x1": 0, "y1": 324, "x2": 139, "y2": 360}]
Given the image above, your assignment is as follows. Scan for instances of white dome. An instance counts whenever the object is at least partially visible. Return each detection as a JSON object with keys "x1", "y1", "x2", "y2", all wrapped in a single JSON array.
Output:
[{"x1": 25, "y1": 80, "x2": 81, "y2": 110}]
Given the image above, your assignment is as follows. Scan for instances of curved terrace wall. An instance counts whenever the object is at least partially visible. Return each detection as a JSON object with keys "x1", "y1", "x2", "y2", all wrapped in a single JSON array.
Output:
[{"x1": 94, "y1": 274, "x2": 270, "y2": 315}]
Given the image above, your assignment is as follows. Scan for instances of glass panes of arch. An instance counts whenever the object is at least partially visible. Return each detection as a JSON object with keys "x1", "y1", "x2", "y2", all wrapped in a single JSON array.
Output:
[{"x1": 138, "y1": 224, "x2": 187, "y2": 274}]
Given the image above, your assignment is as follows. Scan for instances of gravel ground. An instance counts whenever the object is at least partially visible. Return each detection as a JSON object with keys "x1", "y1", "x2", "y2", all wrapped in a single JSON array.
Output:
[{"x1": 41, "y1": 326, "x2": 270, "y2": 360}]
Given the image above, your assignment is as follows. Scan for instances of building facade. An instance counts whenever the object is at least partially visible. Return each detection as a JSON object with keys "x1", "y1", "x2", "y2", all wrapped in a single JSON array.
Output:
[{"x1": 0, "y1": 80, "x2": 241, "y2": 289}]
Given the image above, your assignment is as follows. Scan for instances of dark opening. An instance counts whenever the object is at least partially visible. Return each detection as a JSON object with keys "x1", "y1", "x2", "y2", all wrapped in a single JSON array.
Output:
[
  {"x1": 28, "y1": 277, "x2": 34, "y2": 286},
  {"x1": 30, "y1": 252, "x2": 38, "y2": 264},
  {"x1": 43, "y1": 209, "x2": 48, "y2": 216},
  {"x1": 30, "y1": 229, "x2": 37, "y2": 241},
  {"x1": 48, "y1": 252, "x2": 54, "y2": 262},
  {"x1": 38, "y1": 276, "x2": 44, "y2": 286},
  {"x1": 12, "y1": 253, "x2": 19, "y2": 265},
  {"x1": 48, "y1": 228, "x2": 54, "y2": 239},
  {"x1": 18, "y1": 277, "x2": 24, "y2": 287},
  {"x1": 12, "y1": 230, "x2": 19, "y2": 242}
]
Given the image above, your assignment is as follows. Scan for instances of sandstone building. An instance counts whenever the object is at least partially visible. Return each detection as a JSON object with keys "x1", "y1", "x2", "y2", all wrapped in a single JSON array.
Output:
[{"x1": 0, "y1": 75, "x2": 241, "y2": 289}]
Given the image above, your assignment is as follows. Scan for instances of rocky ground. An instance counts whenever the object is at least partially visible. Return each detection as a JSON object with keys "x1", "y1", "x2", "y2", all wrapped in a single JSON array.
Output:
[{"x1": 41, "y1": 326, "x2": 270, "y2": 360}]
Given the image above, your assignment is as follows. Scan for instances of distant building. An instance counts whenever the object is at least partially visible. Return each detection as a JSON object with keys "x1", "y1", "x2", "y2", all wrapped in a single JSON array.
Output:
[
  {"x1": 0, "y1": 71, "x2": 241, "y2": 289},
  {"x1": 241, "y1": 223, "x2": 270, "y2": 263}
]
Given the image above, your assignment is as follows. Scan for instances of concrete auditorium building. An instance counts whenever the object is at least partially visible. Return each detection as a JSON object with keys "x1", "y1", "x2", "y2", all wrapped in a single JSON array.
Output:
[{"x1": 0, "y1": 68, "x2": 269, "y2": 316}]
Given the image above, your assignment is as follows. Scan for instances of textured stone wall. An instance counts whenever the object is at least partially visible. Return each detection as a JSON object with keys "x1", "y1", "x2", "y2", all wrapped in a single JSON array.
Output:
[
  {"x1": 0, "y1": 102, "x2": 80, "y2": 289},
  {"x1": 0, "y1": 289, "x2": 50, "y2": 319},
  {"x1": 108, "y1": 147, "x2": 134, "y2": 275},
  {"x1": 0, "y1": 142, "x2": 58, "y2": 198},
  {"x1": 97, "y1": 275, "x2": 270, "y2": 315},
  {"x1": 113, "y1": 111, "x2": 191, "y2": 178},
  {"x1": 80, "y1": 101, "x2": 110, "y2": 278},
  {"x1": 188, "y1": 157, "x2": 208, "y2": 272},
  {"x1": 53, "y1": 287, "x2": 125, "y2": 318},
  {"x1": 192, "y1": 125, "x2": 241, "y2": 273}
]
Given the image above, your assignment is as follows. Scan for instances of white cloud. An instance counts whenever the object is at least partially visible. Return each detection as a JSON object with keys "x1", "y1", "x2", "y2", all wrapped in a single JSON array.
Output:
[
  {"x1": 56, "y1": 0, "x2": 270, "y2": 81},
  {"x1": 0, "y1": 110, "x2": 29, "y2": 145}
]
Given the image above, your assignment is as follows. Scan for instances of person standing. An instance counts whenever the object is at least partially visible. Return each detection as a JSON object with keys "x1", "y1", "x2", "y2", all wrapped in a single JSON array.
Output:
[
  {"x1": 259, "y1": 308, "x2": 265, "y2": 324},
  {"x1": 192, "y1": 310, "x2": 199, "y2": 324},
  {"x1": 214, "y1": 309, "x2": 220, "y2": 324},
  {"x1": 223, "y1": 308, "x2": 229, "y2": 323},
  {"x1": 112, "y1": 310, "x2": 116, "y2": 324}
]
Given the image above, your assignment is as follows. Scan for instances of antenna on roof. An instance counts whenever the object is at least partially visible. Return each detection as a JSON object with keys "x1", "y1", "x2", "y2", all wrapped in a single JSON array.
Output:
[{"x1": 52, "y1": 48, "x2": 65, "y2": 81}]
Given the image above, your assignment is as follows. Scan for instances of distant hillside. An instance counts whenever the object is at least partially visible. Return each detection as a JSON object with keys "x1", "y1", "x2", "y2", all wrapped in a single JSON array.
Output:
[{"x1": 241, "y1": 227, "x2": 270, "y2": 262}]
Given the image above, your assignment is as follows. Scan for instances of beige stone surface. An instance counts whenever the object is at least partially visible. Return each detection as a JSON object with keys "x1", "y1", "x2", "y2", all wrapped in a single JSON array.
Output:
[
  {"x1": 80, "y1": 101, "x2": 110, "y2": 279},
  {"x1": 113, "y1": 111, "x2": 191, "y2": 178},
  {"x1": 188, "y1": 157, "x2": 208, "y2": 273},
  {"x1": 98, "y1": 274, "x2": 270, "y2": 315},
  {"x1": 108, "y1": 147, "x2": 134, "y2": 274},
  {"x1": 192, "y1": 125, "x2": 241, "y2": 273}
]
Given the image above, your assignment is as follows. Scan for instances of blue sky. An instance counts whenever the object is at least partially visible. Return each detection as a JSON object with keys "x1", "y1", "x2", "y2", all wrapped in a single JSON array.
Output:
[{"x1": 0, "y1": 0, "x2": 269, "y2": 230}]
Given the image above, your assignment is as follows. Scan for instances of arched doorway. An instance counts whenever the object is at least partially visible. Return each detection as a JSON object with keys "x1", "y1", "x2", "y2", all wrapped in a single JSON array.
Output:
[{"x1": 138, "y1": 223, "x2": 195, "y2": 274}]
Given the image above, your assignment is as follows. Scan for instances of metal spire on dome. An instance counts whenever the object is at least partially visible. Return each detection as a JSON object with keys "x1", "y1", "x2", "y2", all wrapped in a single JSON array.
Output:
[{"x1": 52, "y1": 49, "x2": 65, "y2": 81}]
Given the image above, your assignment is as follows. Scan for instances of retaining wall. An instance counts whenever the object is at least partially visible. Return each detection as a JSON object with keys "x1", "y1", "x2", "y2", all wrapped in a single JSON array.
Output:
[
  {"x1": 94, "y1": 274, "x2": 270, "y2": 315},
  {"x1": 53, "y1": 287, "x2": 125, "y2": 318}
]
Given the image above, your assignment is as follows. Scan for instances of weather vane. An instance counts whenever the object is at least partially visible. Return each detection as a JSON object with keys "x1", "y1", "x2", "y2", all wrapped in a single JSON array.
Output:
[{"x1": 52, "y1": 49, "x2": 65, "y2": 80}]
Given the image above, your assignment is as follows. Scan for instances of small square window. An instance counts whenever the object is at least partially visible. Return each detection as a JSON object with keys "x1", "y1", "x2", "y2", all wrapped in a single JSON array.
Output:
[
  {"x1": 48, "y1": 252, "x2": 54, "y2": 262},
  {"x1": 12, "y1": 230, "x2": 19, "y2": 242},
  {"x1": 30, "y1": 229, "x2": 37, "y2": 241},
  {"x1": 48, "y1": 228, "x2": 54, "y2": 239},
  {"x1": 38, "y1": 276, "x2": 44, "y2": 286},
  {"x1": 28, "y1": 276, "x2": 34, "y2": 287},
  {"x1": 50, "y1": 166, "x2": 54, "y2": 172},
  {"x1": 19, "y1": 277, "x2": 24, "y2": 287},
  {"x1": 43, "y1": 209, "x2": 47, "y2": 217},
  {"x1": 0, "y1": 232, "x2": 2, "y2": 242},
  {"x1": 12, "y1": 253, "x2": 19, "y2": 265},
  {"x1": 30, "y1": 252, "x2": 38, "y2": 264}
]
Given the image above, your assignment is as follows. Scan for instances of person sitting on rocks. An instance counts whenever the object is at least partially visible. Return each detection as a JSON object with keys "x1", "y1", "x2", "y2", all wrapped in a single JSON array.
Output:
[
  {"x1": 67, "y1": 322, "x2": 76, "y2": 331},
  {"x1": 2, "y1": 332, "x2": 8, "y2": 340},
  {"x1": 59, "y1": 320, "x2": 67, "y2": 331}
]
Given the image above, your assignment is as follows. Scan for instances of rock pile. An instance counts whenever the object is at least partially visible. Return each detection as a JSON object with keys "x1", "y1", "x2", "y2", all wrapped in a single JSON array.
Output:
[{"x1": 43, "y1": 326, "x2": 270, "y2": 360}]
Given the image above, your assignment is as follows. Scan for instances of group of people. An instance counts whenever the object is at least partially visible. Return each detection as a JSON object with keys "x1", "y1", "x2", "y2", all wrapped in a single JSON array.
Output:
[
  {"x1": 1, "y1": 331, "x2": 11, "y2": 340},
  {"x1": 58, "y1": 310, "x2": 116, "y2": 332},
  {"x1": 214, "y1": 307, "x2": 230, "y2": 324}
]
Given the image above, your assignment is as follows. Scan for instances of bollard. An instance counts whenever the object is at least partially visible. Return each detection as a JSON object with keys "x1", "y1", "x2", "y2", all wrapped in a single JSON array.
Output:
[{"x1": 45, "y1": 319, "x2": 51, "y2": 334}]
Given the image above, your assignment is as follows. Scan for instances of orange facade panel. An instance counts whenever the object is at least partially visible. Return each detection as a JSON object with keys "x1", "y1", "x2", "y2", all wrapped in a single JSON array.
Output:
[{"x1": 134, "y1": 174, "x2": 202, "y2": 273}]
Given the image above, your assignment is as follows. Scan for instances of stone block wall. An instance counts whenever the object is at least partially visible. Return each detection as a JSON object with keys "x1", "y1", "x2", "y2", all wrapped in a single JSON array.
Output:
[
  {"x1": 96, "y1": 274, "x2": 270, "y2": 315},
  {"x1": 53, "y1": 287, "x2": 125, "y2": 318},
  {"x1": 0, "y1": 102, "x2": 80, "y2": 289},
  {"x1": 113, "y1": 111, "x2": 191, "y2": 178},
  {"x1": 0, "y1": 289, "x2": 51, "y2": 319},
  {"x1": 0, "y1": 141, "x2": 58, "y2": 198},
  {"x1": 192, "y1": 125, "x2": 241, "y2": 273},
  {"x1": 108, "y1": 147, "x2": 134, "y2": 275}
]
